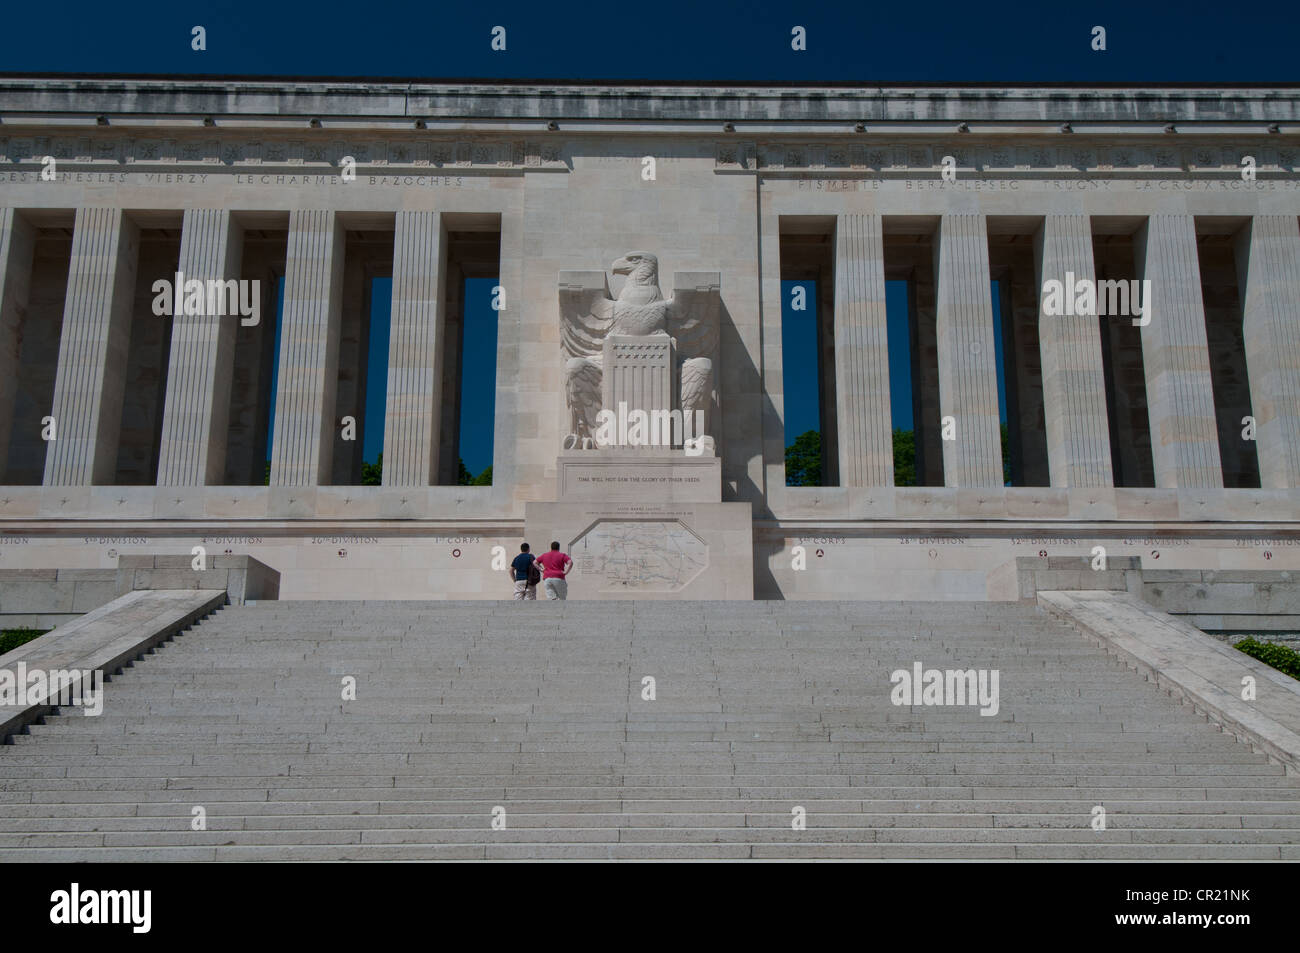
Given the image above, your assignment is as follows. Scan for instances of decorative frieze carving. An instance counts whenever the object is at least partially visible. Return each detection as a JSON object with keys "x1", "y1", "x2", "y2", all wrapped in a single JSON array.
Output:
[
  {"x1": 715, "y1": 140, "x2": 1294, "y2": 175},
  {"x1": 0, "y1": 132, "x2": 1291, "y2": 178},
  {"x1": 0, "y1": 135, "x2": 566, "y2": 173}
]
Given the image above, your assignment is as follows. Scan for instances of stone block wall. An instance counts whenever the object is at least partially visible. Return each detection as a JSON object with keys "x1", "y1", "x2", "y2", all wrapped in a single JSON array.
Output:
[
  {"x1": 114, "y1": 554, "x2": 279, "y2": 604},
  {"x1": 0, "y1": 568, "x2": 118, "y2": 628},
  {"x1": 1009, "y1": 555, "x2": 1300, "y2": 635}
]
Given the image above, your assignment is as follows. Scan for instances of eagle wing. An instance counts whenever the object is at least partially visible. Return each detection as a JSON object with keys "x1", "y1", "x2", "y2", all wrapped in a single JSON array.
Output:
[
  {"x1": 558, "y1": 271, "x2": 617, "y2": 359},
  {"x1": 666, "y1": 272, "x2": 721, "y2": 359},
  {"x1": 680, "y1": 358, "x2": 712, "y2": 413},
  {"x1": 565, "y1": 358, "x2": 604, "y2": 438}
]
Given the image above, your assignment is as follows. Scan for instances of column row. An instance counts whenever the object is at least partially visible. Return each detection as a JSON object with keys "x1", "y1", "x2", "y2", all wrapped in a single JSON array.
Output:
[
  {"x1": 830, "y1": 211, "x2": 1300, "y2": 489},
  {"x1": 0, "y1": 207, "x2": 453, "y2": 488}
]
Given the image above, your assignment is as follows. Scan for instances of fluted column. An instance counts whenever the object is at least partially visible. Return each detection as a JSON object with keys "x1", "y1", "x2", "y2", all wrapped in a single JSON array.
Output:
[
  {"x1": 1136, "y1": 214, "x2": 1222, "y2": 488},
  {"x1": 382, "y1": 211, "x2": 446, "y2": 487},
  {"x1": 1034, "y1": 213, "x2": 1114, "y2": 487},
  {"x1": 833, "y1": 213, "x2": 893, "y2": 486},
  {"x1": 1238, "y1": 215, "x2": 1300, "y2": 488},
  {"x1": 0, "y1": 209, "x2": 36, "y2": 478},
  {"x1": 43, "y1": 207, "x2": 139, "y2": 485},
  {"x1": 155, "y1": 209, "x2": 244, "y2": 485},
  {"x1": 935, "y1": 213, "x2": 1003, "y2": 486},
  {"x1": 269, "y1": 210, "x2": 344, "y2": 487}
]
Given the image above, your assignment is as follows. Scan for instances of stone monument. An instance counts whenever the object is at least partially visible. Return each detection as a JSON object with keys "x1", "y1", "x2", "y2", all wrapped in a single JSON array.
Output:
[
  {"x1": 4, "y1": 78, "x2": 1300, "y2": 605},
  {"x1": 559, "y1": 252, "x2": 717, "y2": 454},
  {"x1": 523, "y1": 252, "x2": 754, "y2": 598}
]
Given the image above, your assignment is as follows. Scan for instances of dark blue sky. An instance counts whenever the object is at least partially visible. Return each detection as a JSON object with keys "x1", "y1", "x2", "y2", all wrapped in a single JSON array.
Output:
[{"x1": 0, "y1": 1, "x2": 1292, "y2": 82}]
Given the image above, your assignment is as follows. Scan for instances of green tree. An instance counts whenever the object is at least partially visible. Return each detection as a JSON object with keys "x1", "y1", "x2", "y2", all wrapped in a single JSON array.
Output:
[
  {"x1": 361, "y1": 454, "x2": 383, "y2": 486},
  {"x1": 785, "y1": 430, "x2": 822, "y2": 486},
  {"x1": 456, "y1": 458, "x2": 474, "y2": 485},
  {"x1": 892, "y1": 429, "x2": 916, "y2": 486},
  {"x1": 471, "y1": 464, "x2": 493, "y2": 486}
]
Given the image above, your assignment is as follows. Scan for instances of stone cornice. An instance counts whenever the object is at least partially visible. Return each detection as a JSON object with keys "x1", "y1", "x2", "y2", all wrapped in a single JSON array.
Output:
[
  {"x1": 1, "y1": 130, "x2": 1296, "y2": 178},
  {"x1": 1, "y1": 76, "x2": 1300, "y2": 127}
]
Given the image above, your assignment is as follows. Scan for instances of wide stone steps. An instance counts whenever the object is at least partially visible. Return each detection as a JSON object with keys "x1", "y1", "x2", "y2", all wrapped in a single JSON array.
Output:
[
  {"x1": 3, "y1": 795, "x2": 1298, "y2": 812},
  {"x1": 6, "y1": 811, "x2": 1300, "y2": 830},
  {"x1": 3, "y1": 599, "x2": 1299, "y2": 860},
  {"x1": 2, "y1": 844, "x2": 1293, "y2": 861},
  {"x1": 2, "y1": 827, "x2": 1298, "y2": 848}
]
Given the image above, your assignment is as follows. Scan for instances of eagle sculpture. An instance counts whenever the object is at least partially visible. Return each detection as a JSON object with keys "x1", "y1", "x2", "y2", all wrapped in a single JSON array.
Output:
[{"x1": 558, "y1": 252, "x2": 719, "y2": 451}]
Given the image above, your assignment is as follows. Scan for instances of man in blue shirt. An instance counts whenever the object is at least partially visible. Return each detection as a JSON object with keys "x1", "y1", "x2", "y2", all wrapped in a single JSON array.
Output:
[{"x1": 508, "y1": 542, "x2": 538, "y2": 600}]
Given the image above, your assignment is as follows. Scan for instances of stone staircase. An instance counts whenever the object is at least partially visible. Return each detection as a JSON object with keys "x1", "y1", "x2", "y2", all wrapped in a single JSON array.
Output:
[{"x1": 2, "y1": 600, "x2": 1299, "y2": 860}]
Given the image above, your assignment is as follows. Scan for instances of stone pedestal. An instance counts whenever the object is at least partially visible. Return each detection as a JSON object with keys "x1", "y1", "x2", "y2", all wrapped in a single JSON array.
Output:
[
  {"x1": 534, "y1": 443, "x2": 749, "y2": 599},
  {"x1": 524, "y1": 499, "x2": 753, "y2": 600},
  {"x1": 556, "y1": 450, "x2": 721, "y2": 502}
]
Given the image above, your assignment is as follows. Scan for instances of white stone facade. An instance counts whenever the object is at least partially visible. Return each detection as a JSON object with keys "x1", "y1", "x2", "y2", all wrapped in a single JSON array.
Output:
[{"x1": 1, "y1": 78, "x2": 1299, "y2": 600}]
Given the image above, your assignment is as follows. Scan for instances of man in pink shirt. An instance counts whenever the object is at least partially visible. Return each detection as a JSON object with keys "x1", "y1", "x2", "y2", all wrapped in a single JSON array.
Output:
[{"x1": 535, "y1": 540, "x2": 573, "y2": 600}]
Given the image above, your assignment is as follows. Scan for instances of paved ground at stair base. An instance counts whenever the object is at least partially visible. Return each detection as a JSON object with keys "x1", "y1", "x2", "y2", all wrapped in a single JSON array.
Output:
[{"x1": 2, "y1": 600, "x2": 1299, "y2": 861}]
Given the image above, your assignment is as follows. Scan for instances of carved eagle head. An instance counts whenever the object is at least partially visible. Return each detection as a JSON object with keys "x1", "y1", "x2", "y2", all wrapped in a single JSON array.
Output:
[{"x1": 611, "y1": 252, "x2": 659, "y2": 287}]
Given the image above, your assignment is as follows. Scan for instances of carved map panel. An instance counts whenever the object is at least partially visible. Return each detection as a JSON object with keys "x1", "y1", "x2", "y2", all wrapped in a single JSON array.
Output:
[{"x1": 573, "y1": 519, "x2": 708, "y2": 592}]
